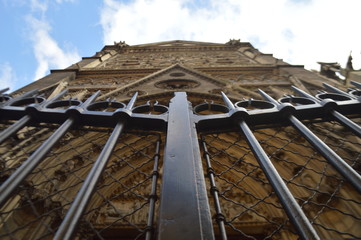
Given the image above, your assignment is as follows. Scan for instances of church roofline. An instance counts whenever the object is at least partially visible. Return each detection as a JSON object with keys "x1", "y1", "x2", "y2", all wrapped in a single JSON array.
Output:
[
  {"x1": 130, "y1": 40, "x2": 228, "y2": 47},
  {"x1": 100, "y1": 39, "x2": 254, "y2": 53}
]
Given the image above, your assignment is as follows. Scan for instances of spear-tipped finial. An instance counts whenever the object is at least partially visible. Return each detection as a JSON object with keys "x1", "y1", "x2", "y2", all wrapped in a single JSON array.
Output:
[
  {"x1": 258, "y1": 89, "x2": 279, "y2": 105},
  {"x1": 126, "y1": 92, "x2": 138, "y2": 110},
  {"x1": 221, "y1": 92, "x2": 235, "y2": 110},
  {"x1": 291, "y1": 86, "x2": 319, "y2": 102}
]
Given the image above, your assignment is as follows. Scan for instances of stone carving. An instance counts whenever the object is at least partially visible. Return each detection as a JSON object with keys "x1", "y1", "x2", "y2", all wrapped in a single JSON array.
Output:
[
  {"x1": 226, "y1": 39, "x2": 242, "y2": 47},
  {"x1": 95, "y1": 51, "x2": 254, "y2": 70},
  {"x1": 155, "y1": 79, "x2": 200, "y2": 89},
  {"x1": 346, "y1": 53, "x2": 354, "y2": 70},
  {"x1": 318, "y1": 62, "x2": 342, "y2": 80},
  {"x1": 114, "y1": 40, "x2": 129, "y2": 48}
]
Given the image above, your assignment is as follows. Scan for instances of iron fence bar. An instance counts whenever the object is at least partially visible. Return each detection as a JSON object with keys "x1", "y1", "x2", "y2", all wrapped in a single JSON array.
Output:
[
  {"x1": 222, "y1": 92, "x2": 320, "y2": 240},
  {"x1": 54, "y1": 92, "x2": 136, "y2": 240},
  {"x1": 291, "y1": 86, "x2": 361, "y2": 138},
  {"x1": 290, "y1": 86, "x2": 320, "y2": 102},
  {"x1": 351, "y1": 80, "x2": 361, "y2": 89},
  {"x1": 201, "y1": 138, "x2": 228, "y2": 240},
  {"x1": 0, "y1": 90, "x2": 100, "y2": 208},
  {"x1": 330, "y1": 110, "x2": 361, "y2": 138},
  {"x1": 288, "y1": 115, "x2": 361, "y2": 192},
  {"x1": 259, "y1": 89, "x2": 361, "y2": 193},
  {"x1": 0, "y1": 88, "x2": 9, "y2": 94},
  {"x1": 54, "y1": 120, "x2": 125, "y2": 240},
  {"x1": 0, "y1": 115, "x2": 31, "y2": 144},
  {"x1": 323, "y1": 83, "x2": 356, "y2": 98},
  {"x1": 239, "y1": 120, "x2": 319, "y2": 240},
  {"x1": 157, "y1": 92, "x2": 214, "y2": 240},
  {"x1": 0, "y1": 117, "x2": 75, "y2": 207},
  {"x1": 145, "y1": 138, "x2": 161, "y2": 240}
]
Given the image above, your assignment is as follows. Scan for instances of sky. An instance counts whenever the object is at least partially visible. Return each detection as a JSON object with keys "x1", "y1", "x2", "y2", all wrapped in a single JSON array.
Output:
[{"x1": 1, "y1": 0, "x2": 361, "y2": 92}]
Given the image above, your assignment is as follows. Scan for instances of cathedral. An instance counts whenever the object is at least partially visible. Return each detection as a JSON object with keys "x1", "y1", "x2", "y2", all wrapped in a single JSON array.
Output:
[{"x1": 0, "y1": 40, "x2": 360, "y2": 240}]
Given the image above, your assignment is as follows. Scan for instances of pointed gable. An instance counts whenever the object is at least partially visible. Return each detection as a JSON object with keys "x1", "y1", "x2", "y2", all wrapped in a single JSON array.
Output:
[
  {"x1": 131, "y1": 40, "x2": 227, "y2": 48},
  {"x1": 98, "y1": 64, "x2": 229, "y2": 100}
]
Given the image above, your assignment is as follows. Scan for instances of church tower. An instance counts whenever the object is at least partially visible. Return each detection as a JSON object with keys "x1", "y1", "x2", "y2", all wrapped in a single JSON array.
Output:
[{"x1": 0, "y1": 40, "x2": 360, "y2": 239}]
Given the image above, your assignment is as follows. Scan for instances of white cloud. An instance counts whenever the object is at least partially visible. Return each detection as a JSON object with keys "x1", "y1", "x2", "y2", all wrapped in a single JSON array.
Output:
[
  {"x1": 30, "y1": 0, "x2": 48, "y2": 12},
  {"x1": 100, "y1": 0, "x2": 361, "y2": 70},
  {"x1": 29, "y1": 0, "x2": 76, "y2": 11},
  {"x1": 26, "y1": 15, "x2": 80, "y2": 80},
  {"x1": 0, "y1": 62, "x2": 16, "y2": 91},
  {"x1": 25, "y1": 0, "x2": 80, "y2": 81},
  {"x1": 55, "y1": 0, "x2": 76, "y2": 3}
]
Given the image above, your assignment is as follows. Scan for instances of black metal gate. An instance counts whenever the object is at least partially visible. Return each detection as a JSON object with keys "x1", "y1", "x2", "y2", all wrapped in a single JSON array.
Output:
[{"x1": 0, "y1": 82, "x2": 360, "y2": 239}]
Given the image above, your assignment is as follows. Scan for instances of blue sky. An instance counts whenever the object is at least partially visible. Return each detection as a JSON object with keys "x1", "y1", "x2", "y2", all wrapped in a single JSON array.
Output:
[{"x1": 1, "y1": 0, "x2": 361, "y2": 92}]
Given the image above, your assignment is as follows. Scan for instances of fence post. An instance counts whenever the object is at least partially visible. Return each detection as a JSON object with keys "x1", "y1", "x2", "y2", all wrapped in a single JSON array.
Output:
[{"x1": 157, "y1": 92, "x2": 214, "y2": 240}]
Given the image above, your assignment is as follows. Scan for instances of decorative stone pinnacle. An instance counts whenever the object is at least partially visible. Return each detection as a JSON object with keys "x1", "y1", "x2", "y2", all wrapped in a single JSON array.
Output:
[
  {"x1": 114, "y1": 41, "x2": 129, "y2": 48},
  {"x1": 226, "y1": 39, "x2": 242, "y2": 46}
]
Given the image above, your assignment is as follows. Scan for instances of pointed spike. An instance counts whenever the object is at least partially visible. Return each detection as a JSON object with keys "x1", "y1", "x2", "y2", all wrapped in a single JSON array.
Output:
[
  {"x1": 0, "y1": 88, "x2": 10, "y2": 94},
  {"x1": 81, "y1": 90, "x2": 101, "y2": 108},
  {"x1": 11, "y1": 89, "x2": 38, "y2": 102},
  {"x1": 46, "y1": 89, "x2": 68, "y2": 104},
  {"x1": 323, "y1": 83, "x2": 352, "y2": 97},
  {"x1": 20, "y1": 89, "x2": 38, "y2": 98},
  {"x1": 291, "y1": 86, "x2": 319, "y2": 102},
  {"x1": 126, "y1": 92, "x2": 138, "y2": 110},
  {"x1": 258, "y1": 89, "x2": 279, "y2": 105},
  {"x1": 351, "y1": 80, "x2": 361, "y2": 89},
  {"x1": 221, "y1": 91, "x2": 235, "y2": 110}
]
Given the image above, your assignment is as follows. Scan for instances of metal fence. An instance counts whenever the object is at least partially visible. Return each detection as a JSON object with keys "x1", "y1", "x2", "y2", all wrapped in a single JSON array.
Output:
[
  {"x1": 201, "y1": 123, "x2": 361, "y2": 239},
  {"x1": 0, "y1": 127, "x2": 161, "y2": 240},
  {"x1": 0, "y1": 81, "x2": 361, "y2": 239}
]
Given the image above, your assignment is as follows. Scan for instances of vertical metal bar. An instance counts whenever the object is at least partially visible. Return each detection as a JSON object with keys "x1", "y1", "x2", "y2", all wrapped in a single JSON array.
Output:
[
  {"x1": 288, "y1": 115, "x2": 361, "y2": 192},
  {"x1": 81, "y1": 90, "x2": 101, "y2": 107},
  {"x1": 238, "y1": 121, "x2": 319, "y2": 240},
  {"x1": 323, "y1": 83, "x2": 355, "y2": 98},
  {"x1": 259, "y1": 89, "x2": 361, "y2": 193},
  {"x1": 0, "y1": 115, "x2": 31, "y2": 144},
  {"x1": 292, "y1": 86, "x2": 361, "y2": 138},
  {"x1": 351, "y1": 80, "x2": 361, "y2": 89},
  {"x1": 221, "y1": 91, "x2": 235, "y2": 109},
  {"x1": 201, "y1": 138, "x2": 228, "y2": 240},
  {"x1": 54, "y1": 92, "x2": 136, "y2": 240},
  {"x1": 157, "y1": 92, "x2": 214, "y2": 240},
  {"x1": 0, "y1": 118, "x2": 75, "y2": 207},
  {"x1": 221, "y1": 93, "x2": 319, "y2": 240},
  {"x1": 291, "y1": 86, "x2": 319, "y2": 102},
  {"x1": 145, "y1": 139, "x2": 161, "y2": 240},
  {"x1": 330, "y1": 110, "x2": 361, "y2": 138},
  {"x1": 54, "y1": 121, "x2": 125, "y2": 240},
  {"x1": 0, "y1": 88, "x2": 9, "y2": 94},
  {"x1": 125, "y1": 91, "x2": 138, "y2": 110}
]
